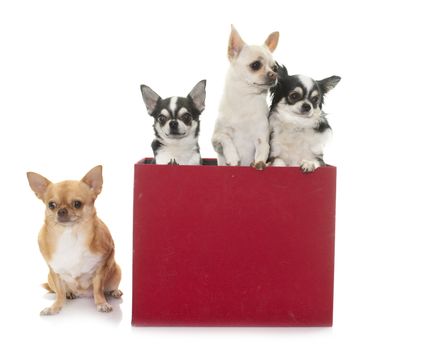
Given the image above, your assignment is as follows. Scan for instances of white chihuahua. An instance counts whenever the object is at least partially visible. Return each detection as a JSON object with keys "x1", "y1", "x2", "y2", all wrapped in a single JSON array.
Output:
[{"x1": 212, "y1": 25, "x2": 279, "y2": 170}]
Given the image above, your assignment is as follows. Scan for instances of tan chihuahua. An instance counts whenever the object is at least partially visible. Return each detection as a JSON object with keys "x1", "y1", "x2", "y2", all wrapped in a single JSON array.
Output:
[{"x1": 27, "y1": 165, "x2": 122, "y2": 315}]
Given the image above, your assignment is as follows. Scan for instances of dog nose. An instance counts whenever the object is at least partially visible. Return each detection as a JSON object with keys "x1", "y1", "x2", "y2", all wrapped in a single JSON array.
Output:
[
  {"x1": 302, "y1": 103, "x2": 311, "y2": 113},
  {"x1": 267, "y1": 71, "x2": 277, "y2": 81},
  {"x1": 169, "y1": 120, "x2": 179, "y2": 130},
  {"x1": 58, "y1": 208, "x2": 68, "y2": 217}
]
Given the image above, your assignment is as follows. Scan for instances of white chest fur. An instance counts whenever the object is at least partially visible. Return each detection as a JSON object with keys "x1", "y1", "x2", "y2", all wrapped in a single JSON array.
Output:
[
  {"x1": 214, "y1": 79, "x2": 270, "y2": 166},
  {"x1": 270, "y1": 111, "x2": 331, "y2": 165},
  {"x1": 155, "y1": 137, "x2": 200, "y2": 165},
  {"x1": 49, "y1": 227, "x2": 102, "y2": 293}
]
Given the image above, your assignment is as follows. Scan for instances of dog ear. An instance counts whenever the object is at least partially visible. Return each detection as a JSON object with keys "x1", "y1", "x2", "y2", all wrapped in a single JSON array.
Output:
[
  {"x1": 276, "y1": 63, "x2": 288, "y2": 78},
  {"x1": 140, "y1": 85, "x2": 161, "y2": 115},
  {"x1": 81, "y1": 165, "x2": 103, "y2": 196},
  {"x1": 228, "y1": 25, "x2": 246, "y2": 61},
  {"x1": 188, "y1": 80, "x2": 206, "y2": 113},
  {"x1": 318, "y1": 76, "x2": 341, "y2": 94},
  {"x1": 264, "y1": 31, "x2": 279, "y2": 52},
  {"x1": 27, "y1": 172, "x2": 52, "y2": 200}
]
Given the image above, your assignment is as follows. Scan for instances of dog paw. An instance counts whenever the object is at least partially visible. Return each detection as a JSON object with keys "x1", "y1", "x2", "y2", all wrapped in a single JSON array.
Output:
[
  {"x1": 167, "y1": 159, "x2": 179, "y2": 165},
  {"x1": 66, "y1": 292, "x2": 77, "y2": 300},
  {"x1": 40, "y1": 307, "x2": 60, "y2": 316},
  {"x1": 97, "y1": 302, "x2": 113, "y2": 313},
  {"x1": 253, "y1": 161, "x2": 266, "y2": 170},
  {"x1": 107, "y1": 289, "x2": 123, "y2": 299},
  {"x1": 300, "y1": 160, "x2": 318, "y2": 173}
]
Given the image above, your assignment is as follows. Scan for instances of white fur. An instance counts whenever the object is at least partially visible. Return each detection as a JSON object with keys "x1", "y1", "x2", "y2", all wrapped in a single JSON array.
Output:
[
  {"x1": 269, "y1": 100, "x2": 331, "y2": 168},
  {"x1": 178, "y1": 107, "x2": 188, "y2": 116},
  {"x1": 298, "y1": 75, "x2": 314, "y2": 92},
  {"x1": 155, "y1": 125, "x2": 201, "y2": 165},
  {"x1": 49, "y1": 227, "x2": 102, "y2": 296},
  {"x1": 169, "y1": 96, "x2": 178, "y2": 113},
  {"x1": 212, "y1": 45, "x2": 275, "y2": 166},
  {"x1": 160, "y1": 109, "x2": 170, "y2": 117},
  {"x1": 157, "y1": 119, "x2": 194, "y2": 139}
]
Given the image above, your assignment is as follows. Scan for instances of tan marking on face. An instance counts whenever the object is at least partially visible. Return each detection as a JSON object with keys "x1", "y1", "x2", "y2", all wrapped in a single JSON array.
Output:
[
  {"x1": 160, "y1": 109, "x2": 170, "y2": 117},
  {"x1": 178, "y1": 107, "x2": 189, "y2": 117},
  {"x1": 294, "y1": 87, "x2": 303, "y2": 95}
]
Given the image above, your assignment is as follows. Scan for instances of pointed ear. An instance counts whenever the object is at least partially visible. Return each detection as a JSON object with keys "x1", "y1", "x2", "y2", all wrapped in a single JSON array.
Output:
[
  {"x1": 188, "y1": 80, "x2": 206, "y2": 113},
  {"x1": 276, "y1": 63, "x2": 288, "y2": 78},
  {"x1": 27, "y1": 172, "x2": 51, "y2": 200},
  {"x1": 318, "y1": 76, "x2": 341, "y2": 94},
  {"x1": 264, "y1": 31, "x2": 279, "y2": 52},
  {"x1": 228, "y1": 25, "x2": 246, "y2": 61},
  {"x1": 140, "y1": 85, "x2": 161, "y2": 115},
  {"x1": 81, "y1": 165, "x2": 103, "y2": 196}
]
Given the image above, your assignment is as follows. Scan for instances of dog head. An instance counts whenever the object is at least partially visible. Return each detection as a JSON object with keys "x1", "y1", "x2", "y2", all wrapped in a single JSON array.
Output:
[
  {"x1": 27, "y1": 166, "x2": 103, "y2": 225},
  {"x1": 227, "y1": 25, "x2": 279, "y2": 91},
  {"x1": 140, "y1": 80, "x2": 206, "y2": 141},
  {"x1": 271, "y1": 66, "x2": 340, "y2": 123}
]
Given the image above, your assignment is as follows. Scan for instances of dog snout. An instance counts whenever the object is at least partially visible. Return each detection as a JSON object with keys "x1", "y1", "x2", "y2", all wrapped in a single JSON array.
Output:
[
  {"x1": 58, "y1": 208, "x2": 68, "y2": 217},
  {"x1": 169, "y1": 120, "x2": 179, "y2": 130},
  {"x1": 301, "y1": 103, "x2": 311, "y2": 113},
  {"x1": 267, "y1": 71, "x2": 277, "y2": 81}
]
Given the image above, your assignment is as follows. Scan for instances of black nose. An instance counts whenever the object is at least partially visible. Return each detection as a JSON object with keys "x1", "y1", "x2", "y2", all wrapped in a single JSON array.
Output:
[
  {"x1": 58, "y1": 208, "x2": 68, "y2": 217},
  {"x1": 169, "y1": 120, "x2": 178, "y2": 130},
  {"x1": 302, "y1": 103, "x2": 311, "y2": 113}
]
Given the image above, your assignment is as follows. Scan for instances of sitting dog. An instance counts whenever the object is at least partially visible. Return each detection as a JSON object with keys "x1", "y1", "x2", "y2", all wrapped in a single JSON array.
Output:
[
  {"x1": 212, "y1": 25, "x2": 279, "y2": 170},
  {"x1": 27, "y1": 166, "x2": 122, "y2": 315},
  {"x1": 140, "y1": 80, "x2": 206, "y2": 165},
  {"x1": 269, "y1": 65, "x2": 341, "y2": 172}
]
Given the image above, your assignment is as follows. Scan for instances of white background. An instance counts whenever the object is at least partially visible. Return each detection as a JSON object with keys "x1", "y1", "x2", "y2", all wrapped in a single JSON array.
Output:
[{"x1": 1, "y1": 0, "x2": 438, "y2": 348}]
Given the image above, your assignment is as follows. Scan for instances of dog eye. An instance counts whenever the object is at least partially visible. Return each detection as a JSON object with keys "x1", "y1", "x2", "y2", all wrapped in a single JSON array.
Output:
[
  {"x1": 272, "y1": 65, "x2": 278, "y2": 73},
  {"x1": 158, "y1": 115, "x2": 166, "y2": 124},
  {"x1": 289, "y1": 92, "x2": 301, "y2": 101},
  {"x1": 312, "y1": 96, "x2": 319, "y2": 103},
  {"x1": 48, "y1": 201, "x2": 57, "y2": 210},
  {"x1": 73, "y1": 200, "x2": 82, "y2": 209},
  {"x1": 181, "y1": 113, "x2": 192, "y2": 123},
  {"x1": 250, "y1": 61, "x2": 262, "y2": 71}
]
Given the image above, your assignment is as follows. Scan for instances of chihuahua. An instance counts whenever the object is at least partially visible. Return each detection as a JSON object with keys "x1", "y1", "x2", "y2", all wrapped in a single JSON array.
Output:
[
  {"x1": 27, "y1": 166, "x2": 122, "y2": 315},
  {"x1": 140, "y1": 80, "x2": 206, "y2": 165},
  {"x1": 212, "y1": 25, "x2": 279, "y2": 170},
  {"x1": 269, "y1": 65, "x2": 341, "y2": 172}
]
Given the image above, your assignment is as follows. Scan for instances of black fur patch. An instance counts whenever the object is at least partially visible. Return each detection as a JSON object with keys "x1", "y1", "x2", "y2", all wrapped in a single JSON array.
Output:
[
  {"x1": 313, "y1": 115, "x2": 332, "y2": 133},
  {"x1": 151, "y1": 139, "x2": 163, "y2": 156},
  {"x1": 315, "y1": 156, "x2": 326, "y2": 166}
]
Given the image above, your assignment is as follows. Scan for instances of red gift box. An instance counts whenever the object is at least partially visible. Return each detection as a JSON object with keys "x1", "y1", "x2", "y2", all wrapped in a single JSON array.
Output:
[{"x1": 132, "y1": 159, "x2": 336, "y2": 326}]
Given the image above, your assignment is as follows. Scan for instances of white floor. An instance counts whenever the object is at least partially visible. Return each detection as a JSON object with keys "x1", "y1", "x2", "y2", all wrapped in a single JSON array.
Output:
[{"x1": 5, "y1": 270, "x2": 437, "y2": 350}]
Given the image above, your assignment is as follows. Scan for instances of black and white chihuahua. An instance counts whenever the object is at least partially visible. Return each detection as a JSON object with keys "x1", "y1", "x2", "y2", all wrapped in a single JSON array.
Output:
[
  {"x1": 140, "y1": 80, "x2": 206, "y2": 165},
  {"x1": 269, "y1": 66, "x2": 340, "y2": 172}
]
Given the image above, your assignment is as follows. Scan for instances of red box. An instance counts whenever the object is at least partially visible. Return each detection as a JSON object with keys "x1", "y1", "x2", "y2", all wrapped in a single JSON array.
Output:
[{"x1": 132, "y1": 159, "x2": 336, "y2": 326}]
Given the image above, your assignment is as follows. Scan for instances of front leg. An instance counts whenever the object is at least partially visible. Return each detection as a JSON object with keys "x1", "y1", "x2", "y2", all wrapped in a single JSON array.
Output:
[
  {"x1": 154, "y1": 150, "x2": 173, "y2": 165},
  {"x1": 40, "y1": 269, "x2": 66, "y2": 316},
  {"x1": 253, "y1": 136, "x2": 270, "y2": 170},
  {"x1": 187, "y1": 152, "x2": 202, "y2": 165},
  {"x1": 93, "y1": 267, "x2": 112, "y2": 312},
  {"x1": 212, "y1": 132, "x2": 240, "y2": 166},
  {"x1": 271, "y1": 157, "x2": 286, "y2": 167}
]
